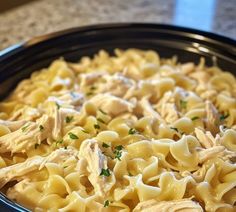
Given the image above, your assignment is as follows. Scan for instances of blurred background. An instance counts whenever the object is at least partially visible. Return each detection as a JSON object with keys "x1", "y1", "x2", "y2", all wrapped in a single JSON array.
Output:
[{"x1": 0, "y1": 0, "x2": 235, "y2": 50}]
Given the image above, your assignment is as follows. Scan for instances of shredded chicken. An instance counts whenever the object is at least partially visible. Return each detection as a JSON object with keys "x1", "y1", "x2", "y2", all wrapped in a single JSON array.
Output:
[
  {"x1": 140, "y1": 97, "x2": 165, "y2": 123},
  {"x1": 99, "y1": 74, "x2": 135, "y2": 97},
  {"x1": 205, "y1": 101, "x2": 220, "y2": 135},
  {"x1": 160, "y1": 103, "x2": 179, "y2": 124},
  {"x1": 9, "y1": 106, "x2": 41, "y2": 121},
  {"x1": 133, "y1": 199, "x2": 203, "y2": 212},
  {"x1": 80, "y1": 72, "x2": 105, "y2": 88},
  {"x1": 155, "y1": 91, "x2": 179, "y2": 123},
  {"x1": 79, "y1": 139, "x2": 114, "y2": 196},
  {"x1": 198, "y1": 146, "x2": 225, "y2": 163},
  {"x1": 0, "y1": 148, "x2": 77, "y2": 188},
  {"x1": 195, "y1": 128, "x2": 220, "y2": 148},
  {"x1": 89, "y1": 93, "x2": 135, "y2": 116},
  {"x1": 0, "y1": 120, "x2": 27, "y2": 131},
  {"x1": 0, "y1": 115, "x2": 52, "y2": 153}
]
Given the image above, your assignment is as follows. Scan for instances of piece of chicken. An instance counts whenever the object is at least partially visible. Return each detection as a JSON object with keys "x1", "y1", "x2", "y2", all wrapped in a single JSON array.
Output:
[
  {"x1": 0, "y1": 115, "x2": 52, "y2": 153},
  {"x1": 0, "y1": 148, "x2": 77, "y2": 188},
  {"x1": 9, "y1": 106, "x2": 41, "y2": 121},
  {"x1": 160, "y1": 103, "x2": 179, "y2": 124},
  {"x1": 78, "y1": 139, "x2": 115, "y2": 196},
  {"x1": 80, "y1": 72, "x2": 105, "y2": 89},
  {"x1": 205, "y1": 101, "x2": 220, "y2": 135},
  {"x1": 133, "y1": 199, "x2": 203, "y2": 212},
  {"x1": 89, "y1": 93, "x2": 135, "y2": 116},
  {"x1": 195, "y1": 128, "x2": 220, "y2": 148},
  {"x1": 98, "y1": 74, "x2": 135, "y2": 97},
  {"x1": 47, "y1": 90, "x2": 84, "y2": 107},
  {"x1": 140, "y1": 97, "x2": 165, "y2": 123},
  {"x1": 0, "y1": 120, "x2": 27, "y2": 131},
  {"x1": 198, "y1": 146, "x2": 225, "y2": 163}
]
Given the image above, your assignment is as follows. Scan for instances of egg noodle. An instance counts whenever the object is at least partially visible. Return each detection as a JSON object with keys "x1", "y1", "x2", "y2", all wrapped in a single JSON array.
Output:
[{"x1": 0, "y1": 49, "x2": 235, "y2": 212}]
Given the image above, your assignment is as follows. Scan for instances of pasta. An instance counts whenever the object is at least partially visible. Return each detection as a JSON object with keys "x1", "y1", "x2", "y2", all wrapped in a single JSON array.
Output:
[{"x1": 0, "y1": 48, "x2": 235, "y2": 212}]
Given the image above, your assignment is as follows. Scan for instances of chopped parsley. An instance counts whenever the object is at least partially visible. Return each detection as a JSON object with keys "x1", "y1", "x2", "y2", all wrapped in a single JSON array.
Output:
[
  {"x1": 21, "y1": 124, "x2": 29, "y2": 132},
  {"x1": 104, "y1": 200, "x2": 110, "y2": 207},
  {"x1": 94, "y1": 124, "x2": 100, "y2": 129},
  {"x1": 55, "y1": 102, "x2": 61, "y2": 110},
  {"x1": 115, "y1": 145, "x2": 124, "y2": 151},
  {"x1": 34, "y1": 143, "x2": 40, "y2": 149},
  {"x1": 81, "y1": 129, "x2": 89, "y2": 134},
  {"x1": 100, "y1": 168, "x2": 111, "y2": 177},
  {"x1": 56, "y1": 139, "x2": 63, "y2": 145},
  {"x1": 220, "y1": 114, "x2": 229, "y2": 121},
  {"x1": 191, "y1": 116, "x2": 199, "y2": 121},
  {"x1": 114, "y1": 150, "x2": 122, "y2": 161},
  {"x1": 39, "y1": 125, "x2": 44, "y2": 131},
  {"x1": 222, "y1": 125, "x2": 227, "y2": 130},
  {"x1": 128, "y1": 128, "x2": 137, "y2": 135},
  {"x1": 68, "y1": 132, "x2": 78, "y2": 139},
  {"x1": 90, "y1": 86, "x2": 97, "y2": 90},
  {"x1": 99, "y1": 108, "x2": 107, "y2": 115},
  {"x1": 65, "y1": 116, "x2": 74, "y2": 123},
  {"x1": 97, "y1": 118, "x2": 105, "y2": 124},
  {"x1": 102, "y1": 142, "x2": 110, "y2": 148},
  {"x1": 180, "y1": 100, "x2": 187, "y2": 109},
  {"x1": 114, "y1": 145, "x2": 124, "y2": 161},
  {"x1": 86, "y1": 92, "x2": 93, "y2": 96},
  {"x1": 170, "y1": 127, "x2": 179, "y2": 132}
]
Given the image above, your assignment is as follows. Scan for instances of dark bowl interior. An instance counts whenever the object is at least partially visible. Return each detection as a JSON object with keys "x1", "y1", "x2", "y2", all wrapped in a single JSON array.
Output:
[{"x1": 0, "y1": 23, "x2": 235, "y2": 211}]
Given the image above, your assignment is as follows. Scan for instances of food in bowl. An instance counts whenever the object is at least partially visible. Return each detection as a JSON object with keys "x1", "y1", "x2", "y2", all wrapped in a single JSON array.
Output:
[{"x1": 0, "y1": 49, "x2": 235, "y2": 211}]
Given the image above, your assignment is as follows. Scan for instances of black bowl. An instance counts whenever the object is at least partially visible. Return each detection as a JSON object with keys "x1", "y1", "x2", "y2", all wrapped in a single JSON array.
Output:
[{"x1": 0, "y1": 23, "x2": 235, "y2": 211}]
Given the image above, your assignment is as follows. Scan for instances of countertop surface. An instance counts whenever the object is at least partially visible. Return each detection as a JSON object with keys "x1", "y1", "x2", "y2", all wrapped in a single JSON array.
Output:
[{"x1": 0, "y1": 0, "x2": 235, "y2": 50}]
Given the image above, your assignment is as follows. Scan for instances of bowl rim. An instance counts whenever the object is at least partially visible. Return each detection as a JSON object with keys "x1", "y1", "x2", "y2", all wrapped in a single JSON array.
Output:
[{"x1": 0, "y1": 23, "x2": 235, "y2": 59}]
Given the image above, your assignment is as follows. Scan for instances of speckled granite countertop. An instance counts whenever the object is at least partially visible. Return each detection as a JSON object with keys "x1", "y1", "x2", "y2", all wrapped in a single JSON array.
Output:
[{"x1": 0, "y1": 0, "x2": 235, "y2": 50}]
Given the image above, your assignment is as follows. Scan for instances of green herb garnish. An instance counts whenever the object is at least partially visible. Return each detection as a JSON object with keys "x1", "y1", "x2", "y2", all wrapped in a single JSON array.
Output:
[
  {"x1": 100, "y1": 168, "x2": 111, "y2": 177},
  {"x1": 104, "y1": 200, "x2": 110, "y2": 207},
  {"x1": 170, "y1": 127, "x2": 179, "y2": 132},
  {"x1": 99, "y1": 108, "x2": 107, "y2": 115},
  {"x1": 115, "y1": 145, "x2": 124, "y2": 151},
  {"x1": 56, "y1": 139, "x2": 63, "y2": 145},
  {"x1": 68, "y1": 132, "x2": 78, "y2": 139},
  {"x1": 21, "y1": 124, "x2": 29, "y2": 132},
  {"x1": 56, "y1": 102, "x2": 61, "y2": 110},
  {"x1": 191, "y1": 116, "x2": 199, "y2": 121},
  {"x1": 102, "y1": 142, "x2": 110, "y2": 148},
  {"x1": 39, "y1": 125, "x2": 44, "y2": 131},
  {"x1": 34, "y1": 143, "x2": 40, "y2": 149},
  {"x1": 94, "y1": 124, "x2": 100, "y2": 129},
  {"x1": 180, "y1": 100, "x2": 187, "y2": 109},
  {"x1": 113, "y1": 145, "x2": 124, "y2": 161},
  {"x1": 114, "y1": 150, "x2": 122, "y2": 161},
  {"x1": 86, "y1": 92, "x2": 93, "y2": 96},
  {"x1": 81, "y1": 129, "x2": 89, "y2": 134},
  {"x1": 97, "y1": 118, "x2": 105, "y2": 124},
  {"x1": 220, "y1": 114, "x2": 229, "y2": 121},
  {"x1": 128, "y1": 128, "x2": 136, "y2": 135},
  {"x1": 65, "y1": 116, "x2": 74, "y2": 123},
  {"x1": 90, "y1": 86, "x2": 97, "y2": 90}
]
